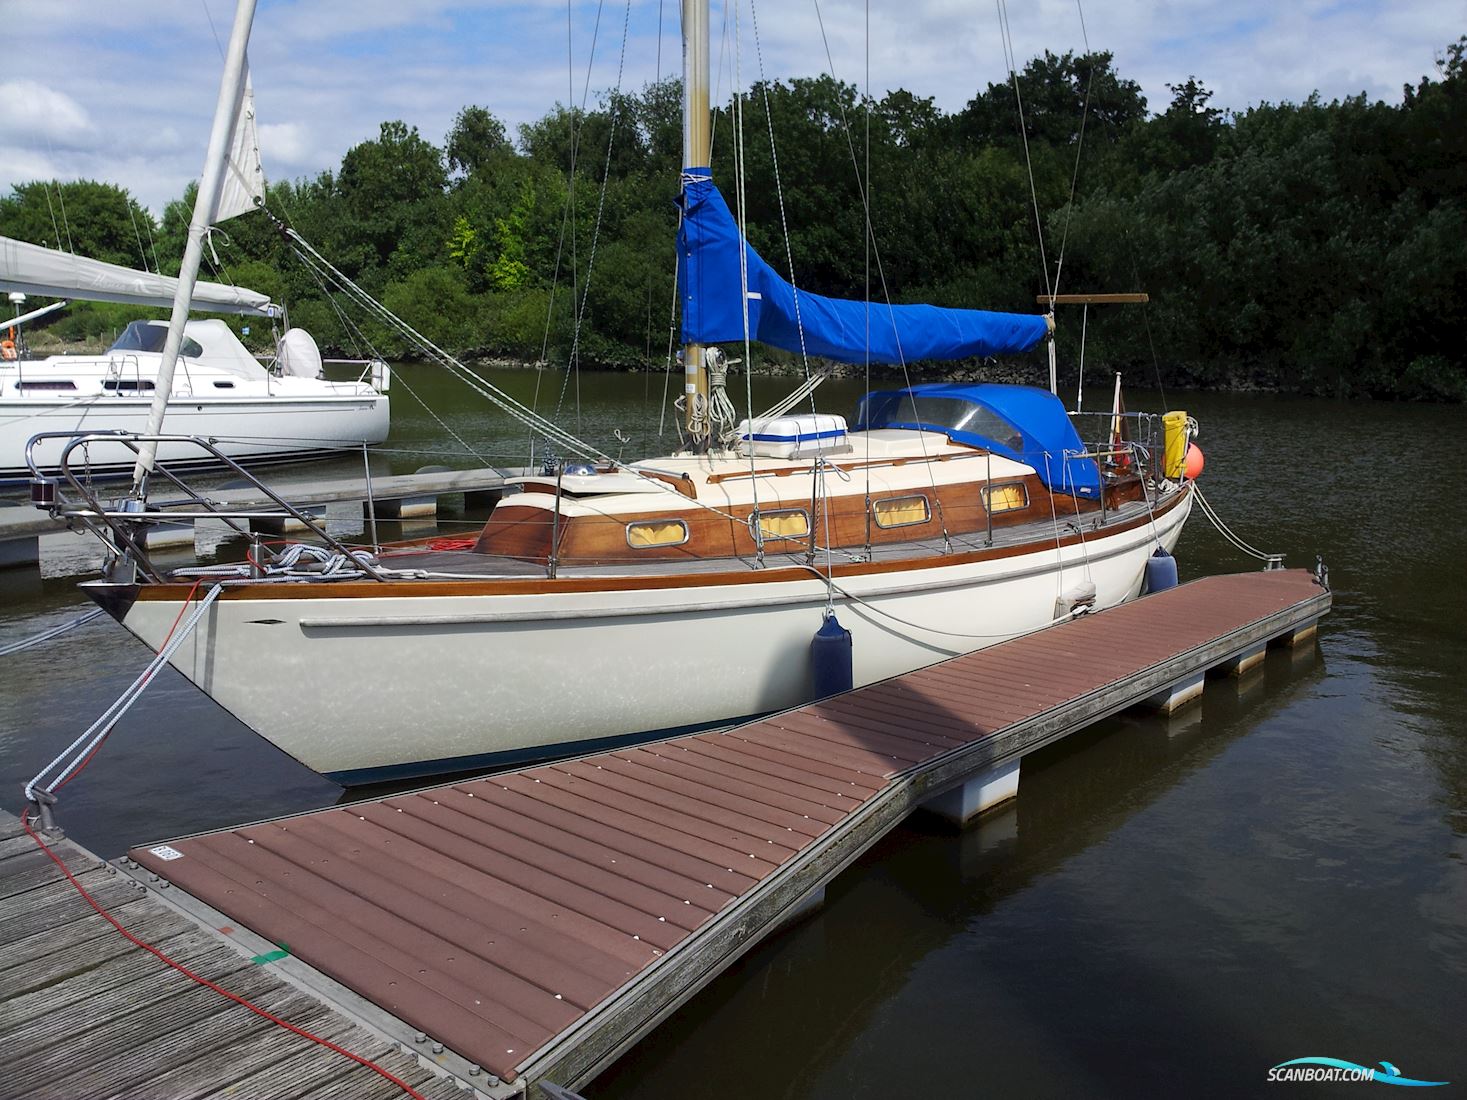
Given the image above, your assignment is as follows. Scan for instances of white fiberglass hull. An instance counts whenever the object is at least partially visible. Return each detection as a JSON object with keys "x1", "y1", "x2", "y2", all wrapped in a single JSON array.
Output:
[
  {"x1": 1, "y1": 393, "x2": 389, "y2": 480},
  {"x1": 110, "y1": 490, "x2": 1191, "y2": 783}
]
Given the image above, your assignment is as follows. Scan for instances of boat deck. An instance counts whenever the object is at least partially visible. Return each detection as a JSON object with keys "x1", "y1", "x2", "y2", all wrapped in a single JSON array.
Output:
[
  {"x1": 117, "y1": 567, "x2": 1329, "y2": 1096},
  {"x1": 365, "y1": 494, "x2": 1166, "y2": 580}
]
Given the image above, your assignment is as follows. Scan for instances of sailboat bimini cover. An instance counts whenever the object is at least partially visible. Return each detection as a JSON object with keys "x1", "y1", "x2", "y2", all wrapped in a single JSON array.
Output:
[
  {"x1": 853, "y1": 382, "x2": 1103, "y2": 497},
  {"x1": 677, "y1": 170, "x2": 1049, "y2": 364}
]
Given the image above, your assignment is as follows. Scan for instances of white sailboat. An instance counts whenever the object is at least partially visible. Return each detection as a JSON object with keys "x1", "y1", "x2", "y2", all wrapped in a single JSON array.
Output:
[
  {"x1": 54, "y1": 0, "x2": 1197, "y2": 783},
  {"x1": 0, "y1": 10, "x2": 388, "y2": 482}
]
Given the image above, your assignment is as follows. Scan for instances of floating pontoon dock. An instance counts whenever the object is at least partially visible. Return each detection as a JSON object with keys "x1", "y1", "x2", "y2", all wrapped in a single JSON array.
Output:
[{"x1": 6, "y1": 569, "x2": 1329, "y2": 1098}]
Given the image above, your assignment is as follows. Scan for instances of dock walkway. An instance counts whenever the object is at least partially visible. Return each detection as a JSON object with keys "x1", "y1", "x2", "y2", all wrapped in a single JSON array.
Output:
[
  {"x1": 0, "y1": 811, "x2": 470, "y2": 1100},
  {"x1": 13, "y1": 569, "x2": 1327, "y2": 1098}
]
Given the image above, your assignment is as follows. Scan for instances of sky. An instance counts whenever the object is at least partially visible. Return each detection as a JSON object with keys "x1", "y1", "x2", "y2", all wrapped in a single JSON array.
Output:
[{"x1": 0, "y1": 0, "x2": 1458, "y2": 219}]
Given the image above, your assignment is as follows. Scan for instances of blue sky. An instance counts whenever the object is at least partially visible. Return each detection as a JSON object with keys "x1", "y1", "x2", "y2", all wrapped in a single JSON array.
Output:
[{"x1": 0, "y1": 0, "x2": 1457, "y2": 217}]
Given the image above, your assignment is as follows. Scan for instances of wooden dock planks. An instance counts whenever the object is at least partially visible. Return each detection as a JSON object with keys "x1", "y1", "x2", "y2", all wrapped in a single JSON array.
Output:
[
  {"x1": 119, "y1": 568, "x2": 1329, "y2": 1093},
  {"x1": 0, "y1": 811, "x2": 469, "y2": 1100}
]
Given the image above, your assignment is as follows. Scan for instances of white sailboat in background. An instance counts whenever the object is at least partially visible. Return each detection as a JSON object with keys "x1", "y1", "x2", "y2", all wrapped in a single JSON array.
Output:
[
  {"x1": 41, "y1": 0, "x2": 1198, "y2": 784},
  {"x1": 0, "y1": 6, "x2": 388, "y2": 482}
]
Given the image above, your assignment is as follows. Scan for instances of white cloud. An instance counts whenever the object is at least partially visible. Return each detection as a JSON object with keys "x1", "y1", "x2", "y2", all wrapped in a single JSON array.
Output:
[
  {"x1": 258, "y1": 121, "x2": 314, "y2": 171},
  {"x1": 0, "y1": 0, "x2": 1458, "y2": 218},
  {"x1": 0, "y1": 80, "x2": 93, "y2": 145}
]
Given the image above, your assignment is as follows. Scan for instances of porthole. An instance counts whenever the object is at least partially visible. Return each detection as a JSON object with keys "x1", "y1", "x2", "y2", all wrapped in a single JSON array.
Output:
[
  {"x1": 626, "y1": 519, "x2": 690, "y2": 549},
  {"x1": 751, "y1": 509, "x2": 809, "y2": 541},
  {"x1": 982, "y1": 482, "x2": 1029, "y2": 514},
  {"x1": 872, "y1": 495, "x2": 931, "y2": 529}
]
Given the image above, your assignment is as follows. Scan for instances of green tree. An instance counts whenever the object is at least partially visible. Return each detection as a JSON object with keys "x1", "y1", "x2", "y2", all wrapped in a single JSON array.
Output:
[
  {"x1": 446, "y1": 106, "x2": 513, "y2": 179},
  {"x1": 334, "y1": 121, "x2": 450, "y2": 282},
  {"x1": 0, "y1": 180, "x2": 158, "y2": 267}
]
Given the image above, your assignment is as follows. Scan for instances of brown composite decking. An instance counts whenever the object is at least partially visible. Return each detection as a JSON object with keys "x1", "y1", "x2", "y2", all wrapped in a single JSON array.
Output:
[{"x1": 129, "y1": 568, "x2": 1330, "y2": 1092}]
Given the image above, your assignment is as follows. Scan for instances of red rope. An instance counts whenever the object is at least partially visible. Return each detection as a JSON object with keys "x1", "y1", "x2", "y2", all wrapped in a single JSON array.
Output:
[
  {"x1": 21, "y1": 575, "x2": 429, "y2": 1100},
  {"x1": 20, "y1": 811, "x2": 427, "y2": 1099}
]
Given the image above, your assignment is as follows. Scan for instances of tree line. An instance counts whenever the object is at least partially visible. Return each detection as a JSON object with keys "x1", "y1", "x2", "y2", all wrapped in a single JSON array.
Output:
[{"x1": 3, "y1": 37, "x2": 1463, "y2": 401}]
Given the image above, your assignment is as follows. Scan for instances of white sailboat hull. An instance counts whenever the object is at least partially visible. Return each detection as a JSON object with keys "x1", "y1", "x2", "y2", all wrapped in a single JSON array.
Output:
[
  {"x1": 111, "y1": 490, "x2": 1190, "y2": 782},
  {"x1": 1, "y1": 393, "x2": 389, "y2": 480}
]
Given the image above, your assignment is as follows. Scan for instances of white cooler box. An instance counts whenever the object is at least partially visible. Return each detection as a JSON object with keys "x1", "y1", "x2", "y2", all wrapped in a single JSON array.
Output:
[{"x1": 737, "y1": 413, "x2": 849, "y2": 459}]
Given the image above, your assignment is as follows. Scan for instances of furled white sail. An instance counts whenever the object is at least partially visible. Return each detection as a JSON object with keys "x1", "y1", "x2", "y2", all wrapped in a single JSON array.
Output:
[
  {"x1": 0, "y1": 235, "x2": 278, "y2": 317},
  {"x1": 210, "y1": 67, "x2": 266, "y2": 225}
]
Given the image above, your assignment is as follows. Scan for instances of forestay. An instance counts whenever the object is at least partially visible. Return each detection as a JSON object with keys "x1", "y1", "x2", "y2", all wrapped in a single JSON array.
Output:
[{"x1": 677, "y1": 170, "x2": 1050, "y2": 364}]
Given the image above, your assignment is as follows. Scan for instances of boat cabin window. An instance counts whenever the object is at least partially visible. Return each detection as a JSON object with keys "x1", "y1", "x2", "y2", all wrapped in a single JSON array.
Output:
[
  {"x1": 213, "y1": 381, "x2": 236, "y2": 389},
  {"x1": 109, "y1": 322, "x2": 203, "y2": 359},
  {"x1": 983, "y1": 482, "x2": 1029, "y2": 514},
  {"x1": 626, "y1": 519, "x2": 689, "y2": 549},
  {"x1": 102, "y1": 379, "x2": 156, "y2": 391},
  {"x1": 872, "y1": 494, "x2": 931, "y2": 529},
  {"x1": 751, "y1": 508, "x2": 810, "y2": 541},
  {"x1": 14, "y1": 380, "x2": 77, "y2": 391},
  {"x1": 855, "y1": 392, "x2": 1025, "y2": 451}
]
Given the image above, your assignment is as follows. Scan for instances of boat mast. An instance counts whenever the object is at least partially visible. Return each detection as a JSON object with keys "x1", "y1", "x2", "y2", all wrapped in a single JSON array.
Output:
[
  {"x1": 129, "y1": 0, "x2": 258, "y2": 497},
  {"x1": 681, "y1": 0, "x2": 711, "y2": 445}
]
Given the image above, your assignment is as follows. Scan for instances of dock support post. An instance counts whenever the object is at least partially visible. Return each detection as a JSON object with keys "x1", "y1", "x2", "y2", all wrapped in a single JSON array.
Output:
[
  {"x1": 922, "y1": 758, "x2": 1021, "y2": 827},
  {"x1": 373, "y1": 464, "x2": 448, "y2": 520},
  {"x1": 1278, "y1": 619, "x2": 1318, "y2": 649},
  {"x1": 250, "y1": 507, "x2": 327, "y2": 537},
  {"x1": 0, "y1": 534, "x2": 40, "y2": 570},
  {"x1": 1143, "y1": 671, "x2": 1205, "y2": 714},
  {"x1": 139, "y1": 521, "x2": 196, "y2": 551},
  {"x1": 367, "y1": 495, "x2": 438, "y2": 520},
  {"x1": 463, "y1": 487, "x2": 504, "y2": 511},
  {"x1": 1220, "y1": 642, "x2": 1267, "y2": 677}
]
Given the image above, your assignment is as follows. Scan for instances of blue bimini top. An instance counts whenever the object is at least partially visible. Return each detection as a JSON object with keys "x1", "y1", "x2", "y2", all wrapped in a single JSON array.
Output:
[
  {"x1": 852, "y1": 382, "x2": 1102, "y2": 498},
  {"x1": 676, "y1": 169, "x2": 1050, "y2": 364}
]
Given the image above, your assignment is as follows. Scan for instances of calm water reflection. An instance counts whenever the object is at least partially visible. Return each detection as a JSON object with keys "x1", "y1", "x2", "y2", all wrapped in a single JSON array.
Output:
[{"x1": 1, "y1": 369, "x2": 1463, "y2": 1096}]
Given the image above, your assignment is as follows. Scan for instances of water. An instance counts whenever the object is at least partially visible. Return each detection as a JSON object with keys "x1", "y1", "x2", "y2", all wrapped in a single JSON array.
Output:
[{"x1": 2, "y1": 370, "x2": 1463, "y2": 1095}]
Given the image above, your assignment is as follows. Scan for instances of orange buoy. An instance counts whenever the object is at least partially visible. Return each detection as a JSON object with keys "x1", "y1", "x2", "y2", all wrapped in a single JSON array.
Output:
[{"x1": 1184, "y1": 442, "x2": 1205, "y2": 480}]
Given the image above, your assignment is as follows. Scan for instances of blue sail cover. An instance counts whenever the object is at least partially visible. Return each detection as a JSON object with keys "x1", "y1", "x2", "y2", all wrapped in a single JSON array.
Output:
[
  {"x1": 677, "y1": 170, "x2": 1050, "y2": 364},
  {"x1": 853, "y1": 382, "x2": 1103, "y2": 497}
]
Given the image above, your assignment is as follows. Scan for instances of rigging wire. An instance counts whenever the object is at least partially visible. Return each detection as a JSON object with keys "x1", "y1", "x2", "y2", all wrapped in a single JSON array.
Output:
[
  {"x1": 732, "y1": 0, "x2": 765, "y2": 555},
  {"x1": 863, "y1": 0, "x2": 873, "y2": 552},
  {"x1": 298, "y1": 256, "x2": 495, "y2": 467},
  {"x1": 125, "y1": 195, "x2": 153, "y2": 274},
  {"x1": 284, "y1": 232, "x2": 607, "y2": 463},
  {"x1": 51, "y1": 170, "x2": 77, "y2": 255},
  {"x1": 747, "y1": 0, "x2": 813, "y2": 401},
  {"x1": 532, "y1": 0, "x2": 608, "y2": 461},
  {"x1": 809, "y1": 0, "x2": 947, "y2": 539},
  {"x1": 996, "y1": 0, "x2": 1052, "y2": 302},
  {"x1": 561, "y1": 0, "x2": 634, "y2": 429},
  {"x1": 1050, "y1": 0, "x2": 1096, "y2": 299}
]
